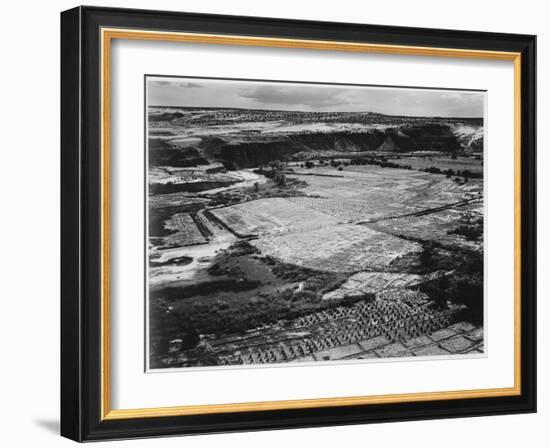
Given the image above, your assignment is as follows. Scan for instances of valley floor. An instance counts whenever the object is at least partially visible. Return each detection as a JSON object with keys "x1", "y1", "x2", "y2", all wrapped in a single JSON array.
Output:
[{"x1": 148, "y1": 159, "x2": 484, "y2": 369}]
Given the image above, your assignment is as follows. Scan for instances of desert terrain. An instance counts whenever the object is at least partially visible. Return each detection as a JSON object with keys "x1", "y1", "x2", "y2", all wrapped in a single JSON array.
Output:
[{"x1": 148, "y1": 107, "x2": 484, "y2": 369}]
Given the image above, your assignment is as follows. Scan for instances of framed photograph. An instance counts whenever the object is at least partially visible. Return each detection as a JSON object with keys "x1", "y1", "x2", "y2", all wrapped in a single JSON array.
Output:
[{"x1": 60, "y1": 6, "x2": 536, "y2": 441}]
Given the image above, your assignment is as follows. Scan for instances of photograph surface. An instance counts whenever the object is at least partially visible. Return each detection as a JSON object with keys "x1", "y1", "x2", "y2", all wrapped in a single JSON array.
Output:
[{"x1": 146, "y1": 77, "x2": 485, "y2": 370}]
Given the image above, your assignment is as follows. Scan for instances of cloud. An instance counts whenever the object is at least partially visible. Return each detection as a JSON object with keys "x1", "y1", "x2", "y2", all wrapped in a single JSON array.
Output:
[
  {"x1": 440, "y1": 92, "x2": 461, "y2": 100},
  {"x1": 440, "y1": 91, "x2": 482, "y2": 104},
  {"x1": 238, "y1": 85, "x2": 349, "y2": 109},
  {"x1": 148, "y1": 77, "x2": 484, "y2": 117},
  {"x1": 150, "y1": 80, "x2": 203, "y2": 88},
  {"x1": 177, "y1": 82, "x2": 203, "y2": 88}
]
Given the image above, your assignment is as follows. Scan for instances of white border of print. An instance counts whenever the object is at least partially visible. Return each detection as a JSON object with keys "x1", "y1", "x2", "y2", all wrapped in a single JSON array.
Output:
[{"x1": 110, "y1": 37, "x2": 513, "y2": 411}]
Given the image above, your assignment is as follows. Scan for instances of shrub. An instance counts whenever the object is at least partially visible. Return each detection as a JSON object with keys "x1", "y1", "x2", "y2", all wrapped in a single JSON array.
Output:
[
  {"x1": 274, "y1": 171, "x2": 286, "y2": 186},
  {"x1": 417, "y1": 246, "x2": 484, "y2": 325},
  {"x1": 448, "y1": 274, "x2": 483, "y2": 324},
  {"x1": 449, "y1": 225, "x2": 483, "y2": 241},
  {"x1": 420, "y1": 275, "x2": 450, "y2": 309},
  {"x1": 419, "y1": 242, "x2": 436, "y2": 268},
  {"x1": 425, "y1": 166, "x2": 442, "y2": 174},
  {"x1": 444, "y1": 169, "x2": 454, "y2": 178}
]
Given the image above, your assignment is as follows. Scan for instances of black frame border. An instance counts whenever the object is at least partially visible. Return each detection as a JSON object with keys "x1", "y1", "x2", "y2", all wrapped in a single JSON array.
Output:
[{"x1": 61, "y1": 6, "x2": 536, "y2": 442}]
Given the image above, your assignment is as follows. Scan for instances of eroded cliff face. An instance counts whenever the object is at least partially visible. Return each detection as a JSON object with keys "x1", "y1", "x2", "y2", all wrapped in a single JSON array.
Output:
[
  {"x1": 451, "y1": 124, "x2": 484, "y2": 153},
  {"x1": 148, "y1": 108, "x2": 483, "y2": 168}
]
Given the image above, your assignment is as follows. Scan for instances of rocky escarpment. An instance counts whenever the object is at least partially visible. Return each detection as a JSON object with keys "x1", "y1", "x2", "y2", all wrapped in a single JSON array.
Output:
[
  {"x1": 197, "y1": 124, "x2": 466, "y2": 168},
  {"x1": 149, "y1": 138, "x2": 208, "y2": 167},
  {"x1": 452, "y1": 125, "x2": 484, "y2": 153},
  {"x1": 148, "y1": 107, "x2": 483, "y2": 169}
]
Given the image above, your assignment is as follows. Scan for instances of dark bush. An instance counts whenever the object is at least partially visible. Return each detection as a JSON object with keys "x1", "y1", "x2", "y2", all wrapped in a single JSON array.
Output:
[
  {"x1": 228, "y1": 240, "x2": 260, "y2": 256},
  {"x1": 274, "y1": 171, "x2": 286, "y2": 186},
  {"x1": 419, "y1": 242, "x2": 436, "y2": 268},
  {"x1": 420, "y1": 275, "x2": 450, "y2": 309},
  {"x1": 449, "y1": 225, "x2": 483, "y2": 241},
  {"x1": 448, "y1": 274, "x2": 484, "y2": 324},
  {"x1": 424, "y1": 166, "x2": 442, "y2": 174}
]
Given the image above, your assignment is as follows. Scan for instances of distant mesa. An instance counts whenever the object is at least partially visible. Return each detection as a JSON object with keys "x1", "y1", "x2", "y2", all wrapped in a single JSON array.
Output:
[{"x1": 148, "y1": 107, "x2": 483, "y2": 169}]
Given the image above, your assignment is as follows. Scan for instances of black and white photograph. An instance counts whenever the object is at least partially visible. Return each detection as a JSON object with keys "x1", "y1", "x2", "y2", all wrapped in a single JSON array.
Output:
[
  {"x1": 53, "y1": 4, "x2": 540, "y2": 442},
  {"x1": 146, "y1": 76, "x2": 485, "y2": 370}
]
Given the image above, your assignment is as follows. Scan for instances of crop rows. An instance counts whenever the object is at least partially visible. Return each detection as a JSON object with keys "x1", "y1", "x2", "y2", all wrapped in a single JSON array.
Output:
[
  {"x1": 165, "y1": 295, "x2": 461, "y2": 368},
  {"x1": 162, "y1": 212, "x2": 207, "y2": 247}
]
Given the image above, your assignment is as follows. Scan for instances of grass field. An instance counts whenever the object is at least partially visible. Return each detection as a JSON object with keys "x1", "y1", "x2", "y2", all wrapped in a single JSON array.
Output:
[
  {"x1": 252, "y1": 224, "x2": 421, "y2": 273},
  {"x1": 210, "y1": 197, "x2": 339, "y2": 237},
  {"x1": 286, "y1": 165, "x2": 482, "y2": 221},
  {"x1": 208, "y1": 165, "x2": 482, "y2": 272}
]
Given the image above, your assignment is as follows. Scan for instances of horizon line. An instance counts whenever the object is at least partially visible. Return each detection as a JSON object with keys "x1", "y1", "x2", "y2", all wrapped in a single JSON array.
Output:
[{"x1": 147, "y1": 105, "x2": 483, "y2": 120}]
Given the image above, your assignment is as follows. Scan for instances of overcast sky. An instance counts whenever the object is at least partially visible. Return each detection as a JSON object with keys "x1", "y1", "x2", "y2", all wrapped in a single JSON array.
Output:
[{"x1": 147, "y1": 77, "x2": 484, "y2": 118}]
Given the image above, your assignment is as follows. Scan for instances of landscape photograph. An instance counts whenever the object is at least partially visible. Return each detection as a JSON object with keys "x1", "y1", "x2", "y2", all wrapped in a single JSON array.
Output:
[{"x1": 146, "y1": 77, "x2": 485, "y2": 370}]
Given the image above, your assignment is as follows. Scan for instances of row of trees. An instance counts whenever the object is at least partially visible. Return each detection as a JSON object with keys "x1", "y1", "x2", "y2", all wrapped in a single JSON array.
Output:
[{"x1": 423, "y1": 166, "x2": 482, "y2": 180}]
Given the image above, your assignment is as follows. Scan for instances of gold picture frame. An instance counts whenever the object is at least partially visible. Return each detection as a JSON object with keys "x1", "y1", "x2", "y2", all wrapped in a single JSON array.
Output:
[{"x1": 61, "y1": 6, "x2": 536, "y2": 441}]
